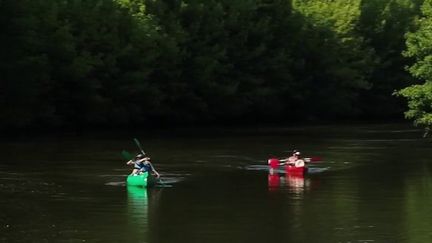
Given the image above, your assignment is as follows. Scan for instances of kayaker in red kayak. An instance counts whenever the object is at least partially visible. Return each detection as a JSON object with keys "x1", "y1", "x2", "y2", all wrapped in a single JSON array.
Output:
[
  {"x1": 127, "y1": 154, "x2": 160, "y2": 178},
  {"x1": 283, "y1": 151, "x2": 305, "y2": 167}
]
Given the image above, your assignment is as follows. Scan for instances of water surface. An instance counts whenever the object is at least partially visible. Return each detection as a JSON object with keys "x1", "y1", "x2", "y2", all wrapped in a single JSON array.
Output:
[{"x1": 1, "y1": 123, "x2": 432, "y2": 242}]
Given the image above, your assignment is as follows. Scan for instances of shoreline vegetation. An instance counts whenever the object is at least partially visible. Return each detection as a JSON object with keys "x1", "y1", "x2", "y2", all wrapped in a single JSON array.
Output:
[
  {"x1": 1, "y1": 120, "x2": 417, "y2": 140},
  {"x1": 1, "y1": 0, "x2": 431, "y2": 133}
]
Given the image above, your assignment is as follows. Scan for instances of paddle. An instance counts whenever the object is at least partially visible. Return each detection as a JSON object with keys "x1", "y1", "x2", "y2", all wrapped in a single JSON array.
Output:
[
  {"x1": 304, "y1": 157, "x2": 322, "y2": 163},
  {"x1": 277, "y1": 156, "x2": 322, "y2": 164},
  {"x1": 134, "y1": 138, "x2": 146, "y2": 155}
]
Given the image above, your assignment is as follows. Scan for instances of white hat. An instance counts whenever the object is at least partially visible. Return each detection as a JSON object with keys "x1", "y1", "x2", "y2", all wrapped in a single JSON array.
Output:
[{"x1": 294, "y1": 152, "x2": 301, "y2": 155}]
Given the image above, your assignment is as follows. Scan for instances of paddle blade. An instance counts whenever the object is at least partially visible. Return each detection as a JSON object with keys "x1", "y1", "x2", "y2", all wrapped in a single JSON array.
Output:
[{"x1": 121, "y1": 150, "x2": 133, "y2": 160}]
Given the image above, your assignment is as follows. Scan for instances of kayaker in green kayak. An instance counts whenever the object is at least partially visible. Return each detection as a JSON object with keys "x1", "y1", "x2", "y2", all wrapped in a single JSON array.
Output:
[{"x1": 127, "y1": 154, "x2": 161, "y2": 178}]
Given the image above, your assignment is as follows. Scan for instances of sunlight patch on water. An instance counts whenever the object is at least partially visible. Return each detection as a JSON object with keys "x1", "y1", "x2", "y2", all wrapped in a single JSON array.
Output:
[{"x1": 105, "y1": 181, "x2": 125, "y2": 186}]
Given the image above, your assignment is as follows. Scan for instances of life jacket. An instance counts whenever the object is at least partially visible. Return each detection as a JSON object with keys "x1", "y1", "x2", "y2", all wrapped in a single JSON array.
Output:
[{"x1": 134, "y1": 160, "x2": 152, "y2": 172}]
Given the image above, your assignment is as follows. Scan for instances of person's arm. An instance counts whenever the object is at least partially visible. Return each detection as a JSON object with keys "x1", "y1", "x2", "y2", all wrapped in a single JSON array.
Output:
[
  {"x1": 285, "y1": 157, "x2": 295, "y2": 165},
  {"x1": 126, "y1": 160, "x2": 134, "y2": 165},
  {"x1": 279, "y1": 159, "x2": 289, "y2": 165},
  {"x1": 149, "y1": 162, "x2": 160, "y2": 178}
]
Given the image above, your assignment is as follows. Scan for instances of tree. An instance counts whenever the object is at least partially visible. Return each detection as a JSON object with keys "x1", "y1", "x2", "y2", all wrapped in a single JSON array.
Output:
[
  {"x1": 0, "y1": 0, "x2": 56, "y2": 128},
  {"x1": 398, "y1": 0, "x2": 432, "y2": 134},
  {"x1": 290, "y1": 0, "x2": 375, "y2": 118},
  {"x1": 357, "y1": 0, "x2": 422, "y2": 119}
]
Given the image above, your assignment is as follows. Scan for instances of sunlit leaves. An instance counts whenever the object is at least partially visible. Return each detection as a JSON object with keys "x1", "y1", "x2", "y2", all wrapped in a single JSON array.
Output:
[
  {"x1": 398, "y1": 83, "x2": 432, "y2": 129},
  {"x1": 398, "y1": 0, "x2": 432, "y2": 131}
]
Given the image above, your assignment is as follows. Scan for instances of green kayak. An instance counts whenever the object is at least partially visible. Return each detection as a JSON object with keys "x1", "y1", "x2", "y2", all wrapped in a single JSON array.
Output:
[{"x1": 126, "y1": 172, "x2": 156, "y2": 187}]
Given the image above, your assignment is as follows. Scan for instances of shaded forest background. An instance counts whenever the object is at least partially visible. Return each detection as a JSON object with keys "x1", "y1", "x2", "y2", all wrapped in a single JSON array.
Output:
[{"x1": 0, "y1": 0, "x2": 427, "y2": 131}]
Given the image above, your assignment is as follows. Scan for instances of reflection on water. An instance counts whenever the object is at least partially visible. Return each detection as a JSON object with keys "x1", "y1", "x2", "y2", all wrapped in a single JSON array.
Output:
[
  {"x1": 267, "y1": 167, "x2": 318, "y2": 195},
  {"x1": 127, "y1": 186, "x2": 149, "y2": 241},
  {"x1": 404, "y1": 165, "x2": 432, "y2": 243},
  {"x1": 268, "y1": 171, "x2": 281, "y2": 190},
  {"x1": 285, "y1": 174, "x2": 310, "y2": 194}
]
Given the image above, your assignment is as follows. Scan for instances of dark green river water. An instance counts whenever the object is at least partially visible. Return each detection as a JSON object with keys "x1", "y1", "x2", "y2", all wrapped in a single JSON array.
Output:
[{"x1": 1, "y1": 123, "x2": 432, "y2": 243}]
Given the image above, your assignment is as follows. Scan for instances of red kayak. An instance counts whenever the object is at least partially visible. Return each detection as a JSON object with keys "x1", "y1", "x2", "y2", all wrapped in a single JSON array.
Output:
[
  {"x1": 268, "y1": 158, "x2": 307, "y2": 175},
  {"x1": 285, "y1": 165, "x2": 307, "y2": 175}
]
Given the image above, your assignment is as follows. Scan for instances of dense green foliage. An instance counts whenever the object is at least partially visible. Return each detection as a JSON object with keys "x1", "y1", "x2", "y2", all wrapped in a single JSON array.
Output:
[
  {"x1": 358, "y1": 0, "x2": 422, "y2": 117},
  {"x1": 398, "y1": 0, "x2": 432, "y2": 133},
  {"x1": 0, "y1": 0, "x2": 425, "y2": 130}
]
